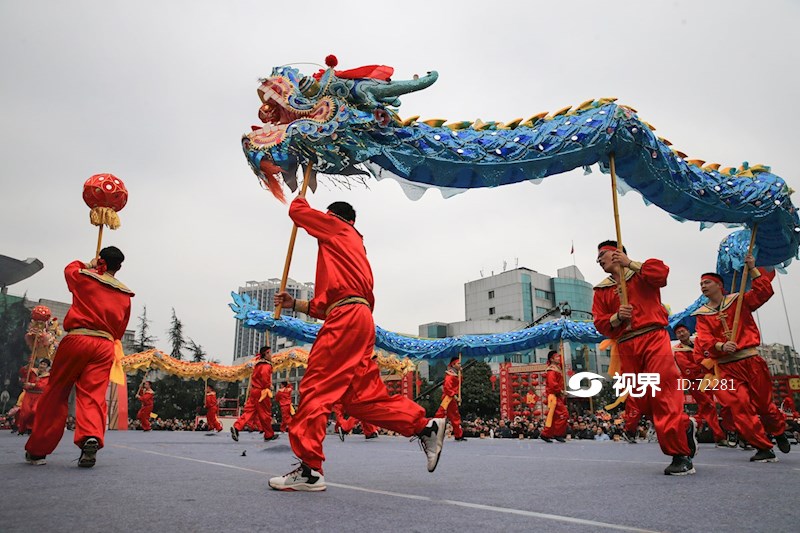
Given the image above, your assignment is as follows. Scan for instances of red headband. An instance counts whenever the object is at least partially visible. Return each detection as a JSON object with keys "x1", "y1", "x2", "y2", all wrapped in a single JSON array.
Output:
[
  {"x1": 701, "y1": 274, "x2": 722, "y2": 285},
  {"x1": 598, "y1": 245, "x2": 617, "y2": 254}
]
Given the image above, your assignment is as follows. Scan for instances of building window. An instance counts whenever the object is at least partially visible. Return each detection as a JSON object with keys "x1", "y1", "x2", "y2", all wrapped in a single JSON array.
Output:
[
  {"x1": 489, "y1": 307, "x2": 496, "y2": 315},
  {"x1": 488, "y1": 290, "x2": 495, "y2": 299},
  {"x1": 535, "y1": 289, "x2": 554, "y2": 301},
  {"x1": 602, "y1": 365, "x2": 609, "y2": 373},
  {"x1": 536, "y1": 306, "x2": 550, "y2": 317}
]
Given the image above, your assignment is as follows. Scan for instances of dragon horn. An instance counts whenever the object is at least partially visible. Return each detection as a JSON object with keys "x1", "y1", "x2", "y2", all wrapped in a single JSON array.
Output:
[{"x1": 363, "y1": 71, "x2": 439, "y2": 100}]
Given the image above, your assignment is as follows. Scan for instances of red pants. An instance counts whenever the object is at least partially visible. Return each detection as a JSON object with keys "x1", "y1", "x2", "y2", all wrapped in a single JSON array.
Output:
[
  {"x1": 619, "y1": 329, "x2": 690, "y2": 456},
  {"x1": 137, "y1": 405, "x2": 153, "y2": 430},
  {"x1": 692, "y1": 387, "x2": 725, "y2": 441},
  {"x1": 290, "y1": 304, "x2": 427, "y2": 473},
  {"x1": 234, "y1": 391, "x2": 273, "y2": 438},
  {"x1": 715, "y1": 356, "x2": 786, "y2": 450},
  {"x1": 206, "y1": 406, "x2": 222, "y2": 431},
  {"x1": 26, "y1": 335, "x2": 115, "y2": 456},
  {"x1": 279, "y1": 405, "x2": 292, "y2": 432},
  {"x1": 541, "y1": 397, "x2": 568, "y2": 439},
  {"x1": 17, "y1": 392, "x2": 43, "y2": 434},
  {"x1": 334, "y1": 404, "x2": 379, "y2": 435},
  {"x1": 435, "y1": 401, "x2": 463, "y2": 438},
  {"x1": 623, "y1": 396, "x2": 643, "y2": 434}
]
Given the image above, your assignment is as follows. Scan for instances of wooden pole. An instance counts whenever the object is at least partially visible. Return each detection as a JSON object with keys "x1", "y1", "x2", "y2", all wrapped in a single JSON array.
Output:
[
  {"x1": 609, "y1": 154, "x2": 628, "y2": 305},
  {"x1": 457, "y1": 353, "x2": 463, "y2": 405},
  {"x1": 95, "y1": 225, "x2": 104, "y2": 258},
  {"x1": 25, "y1": 336, "x2": 40, "y2": 382},
  {"x1": 274, "y1": 164, "x2": 313, "y2": 319},
  {"x1": 730, "y1": 224, "x2": 759, "y2": 341}
]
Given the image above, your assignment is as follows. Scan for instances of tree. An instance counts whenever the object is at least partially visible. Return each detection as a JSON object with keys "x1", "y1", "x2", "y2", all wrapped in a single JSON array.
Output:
[
  {"x1": 167, "y1": 308, "x2": 185, "y2": 360},
  {"x1": 460, "y1": 360, "x2": 500, "y2": 419},
  {"x1": 134, "y1": 306, "x2": 157, "y2": 352},
  {"x1": 187, "y1": 338, "x2": 206, "y2": 363},
  {"x1": 0, "y1": 295, "x2": 31, "y2": 407}
]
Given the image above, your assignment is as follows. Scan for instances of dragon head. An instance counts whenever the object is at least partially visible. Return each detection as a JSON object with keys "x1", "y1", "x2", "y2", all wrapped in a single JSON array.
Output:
[{"x1": 242, "y1": 60, "x2": 438, "y2": 195}]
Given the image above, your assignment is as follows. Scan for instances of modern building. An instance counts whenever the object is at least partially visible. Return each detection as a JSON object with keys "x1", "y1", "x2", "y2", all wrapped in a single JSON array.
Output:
[
  {"x1": 759, "y1": 343, "x2": 800, "y2": 376},
  {"x1": 232, "y1": 277, "x2": 315, "y2": 359},
  {"x1": 420, "y1": 265, "x2": 609, "y2": 375}
]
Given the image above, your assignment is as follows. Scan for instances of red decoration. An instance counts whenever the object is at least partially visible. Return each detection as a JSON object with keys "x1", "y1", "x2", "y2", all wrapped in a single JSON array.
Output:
[
  {"x1": 325, "y1": 54, "x2": 338, "y2": 68},
  {"x1": 533, "y1": 409, "x2": 542, "y2": 416},
  {"x1": 83, "y1": 173, "x2": 128, "y2": 212},
  {"x1": 31, "y1": 305, "x2": 51, "y2": 322}
]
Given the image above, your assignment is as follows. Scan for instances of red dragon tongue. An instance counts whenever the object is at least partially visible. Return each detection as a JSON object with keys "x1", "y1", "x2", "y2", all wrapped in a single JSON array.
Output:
[{"x1": 259, "y1": 159, "x2": 287, "y2": 204}]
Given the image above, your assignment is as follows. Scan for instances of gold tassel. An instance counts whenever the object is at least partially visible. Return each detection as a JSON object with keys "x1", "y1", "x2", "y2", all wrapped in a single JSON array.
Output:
[{"x1": 89, "y1": 207, "x2": 121, "y2": 230}]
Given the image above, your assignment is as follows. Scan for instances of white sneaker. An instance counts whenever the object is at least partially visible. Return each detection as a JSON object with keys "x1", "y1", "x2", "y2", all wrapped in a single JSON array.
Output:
[
  {"x1": 269, "y1": 464, "x2": 326, "y2": 492},
  {"x1": 417, "y1": 417, "x2": 447, "y2": 472},
  {"x1": 25, "y1": 451, "x2": 46, "y2": 465}
]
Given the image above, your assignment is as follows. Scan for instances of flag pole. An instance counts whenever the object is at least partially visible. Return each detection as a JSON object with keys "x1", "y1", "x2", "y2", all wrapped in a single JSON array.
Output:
[{"x1": 274, "y1": 164, "x2": 313, "y2": 319}]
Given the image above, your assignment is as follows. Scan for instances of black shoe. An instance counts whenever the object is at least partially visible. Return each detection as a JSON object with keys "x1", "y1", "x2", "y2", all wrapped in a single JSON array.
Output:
[
  {"x1": 726, "y1": 431, "x2": 739, "y2": 448},
  {"x1": 337, "y1": 426, "x2": 345, "y2": 442},
  {"x1": 750, "y1": 448, "x2": 777, "y2": 462},
  {"x1": 230, "y1": 427, "x2": 239, "y2": 442},
  {"x1": 664, "y1": 455, "x2": 695, "y2": 476},
  {"x1": 264, "y1": 434, "x2": 279, "y2": 442},
  {"x1": 774, "y1": 433, "x2": 792, "y2": 454},
  {"x1": 624, "y1": 431, "x2": 638, "y2": 444},
  {"x1": 365, "y1": 432, "x2": 379, "y2": 440},
  {"x1": 25, "y1": 451, "x2": 46, "y2": 465},
  {"x1": 540, "y1": 436, "x2": 553, "y2": 443},
  {"x1": 687, "y1": 417, "x2": 698, "y2": 458},
  {"x1": 78, "y1": 437, "x2": 99, "y2": 468},
  {"x1": 554, "y1": 437, "x2": 566, "y2": 443},
  {"x1": 739, "y1": 439, "x2": 753, "y2": 450},
  {"x1": 454, "y1": 436, "x2": 467, "y2": 442}
]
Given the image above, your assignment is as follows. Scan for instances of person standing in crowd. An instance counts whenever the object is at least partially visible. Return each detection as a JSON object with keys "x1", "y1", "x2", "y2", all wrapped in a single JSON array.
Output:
[
  {"x1": 592, "y1": 241, "x2": 696, "y2": 476},
  {"x1": 435, "y1": 357, "x2": 465, "y2": 442},
  {"x1": 205, "y1": 384, "x2": 223, "y2": 432},
  {"x1": 136, "y1": 381, "x2": 155, "y2": 431},
  {"x1": 672, "y1": 324, "x2": 728, "y2": 447},
  {"x1": 271, "y1": 197, "x2": 446, "y2": 491},
  {"x1": 25, "y1": 247, "x2": 133, "y2": 467},
  {"x1": 231, "y1": 346, "x2": 277, "y2": 442},
  {"x1": 540, "y1": 351, "x2": 568, "y2": 443},
  {"x1": 691, "y1": 255, "x2": 790, "y2": 462}
]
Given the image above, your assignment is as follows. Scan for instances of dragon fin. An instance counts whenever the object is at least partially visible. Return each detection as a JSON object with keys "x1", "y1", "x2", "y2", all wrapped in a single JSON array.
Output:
[
  {"x1": 500, "y1": 118, "x2": 523, "y2": 129},
  {"x1": 422, "y1": 118, "x2": 447, "y2": 127},
  {"x1": 687, "y1": 159, "x2": 706, "y2": 167},
  {"x1": 575, "y1": 99, "x2": 595, "y2": 111},
  {"x1": 402, "y1": 115, "x2": 420, "y2": 126},
  {"x1": 521, "y1": 112, "x2": 548, "y2": 127},
  {"x1": 703, "y1": 163, "x2": 721, "y2": 171},
  {"x1": 551, "y1": 106, "x2": 572, "y2": 118},
  {"x1": 658, "y1": 136, "x2": 673, "y2": 146}
]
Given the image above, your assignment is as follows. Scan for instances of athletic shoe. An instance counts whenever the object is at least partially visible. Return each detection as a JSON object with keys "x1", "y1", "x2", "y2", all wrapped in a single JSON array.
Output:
[
  {"x1": 264, "y1": 434, "x2": 280, "y2": 442},
  {"x1": 664, "y1": 455, "x2": 695, "y2": 476},
  {"x1": 78, "y1": 437, "x2": 99, "y2": 468},
  {"x1": 623, "y1": 430, "x2": 638, "y2": 444},
  {"x1": 750, "y1": 449, "x2": 777, "y2": 462},
  {"x1": 774, "y1": 433, "x2": 792, "y2": 454},
  {"x1": 540, "y1": 436, "x2": 553, "y2": 443},
  {"x1": 269, "y1": 463, "x2": 326, "y2": 492},
  {"x1": 715, "y1": 439, "x2": 731, "y2": 448},
  {"x1": 364, "y1": 432, "x2": 379, "y2": 440},
  {"x1": 554, "y1": 437, "x2": 566, "y2": 443},
  {"x1": 337, "y1": 426, "x2": 345, "y2": 442},
  {"x1": 454, "y1": 436, "x2": 467, "y2": 442},
  {"x1": 416, "y1": 418, "x2": 447, "y2": 472},
  {"x1": 726, "y1": 431, "x2": 739, "y2": 448},
  {"x1": 230, "y1": 427, "x2": 239, "y2": 442},
  {"x1": 25, "y1": 451, "x2": 46, "y2": 466},
  {"x1": 687, "y1": 417, "x2": 698, "y2": 458}
]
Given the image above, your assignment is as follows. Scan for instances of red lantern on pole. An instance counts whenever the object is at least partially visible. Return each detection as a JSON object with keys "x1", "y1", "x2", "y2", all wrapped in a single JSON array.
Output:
[
  {"x1": 490, "y1": 374, "x2": 497, "y2": 391},
  {"x1": 83, "y1": 173, "x2": 128, "y2": 256}
]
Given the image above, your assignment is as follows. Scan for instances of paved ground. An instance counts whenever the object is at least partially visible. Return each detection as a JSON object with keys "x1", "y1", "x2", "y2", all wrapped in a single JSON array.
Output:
[{"x1": 1, "y1": 429, "x2": 798, "y2": 532}]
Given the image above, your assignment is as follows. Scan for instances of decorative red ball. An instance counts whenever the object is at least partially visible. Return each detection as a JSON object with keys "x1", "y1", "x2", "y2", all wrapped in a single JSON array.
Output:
[
  {"x1": 83, "y1": 173, "x2": 128, "y2": 211},
  {"x1": 31, "y1": 305, "x2": 51, "y2": 322},
  {"x1": 533, "y1": 410, "x2": 542, "y2": 416},
  {"x1": 325, "y1": 54, "x2": 338, "y2": 68}
]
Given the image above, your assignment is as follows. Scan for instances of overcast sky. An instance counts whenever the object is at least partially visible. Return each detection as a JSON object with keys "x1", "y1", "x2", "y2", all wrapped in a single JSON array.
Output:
[{"x1": 2, "y1": 1, "x2": 799, "y2": 364}]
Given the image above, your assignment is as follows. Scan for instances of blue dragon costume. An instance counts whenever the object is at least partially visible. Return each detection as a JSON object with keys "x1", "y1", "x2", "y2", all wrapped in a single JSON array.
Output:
[{"x1": 232, "y1": 56, "x2": 799, "y2": 359}]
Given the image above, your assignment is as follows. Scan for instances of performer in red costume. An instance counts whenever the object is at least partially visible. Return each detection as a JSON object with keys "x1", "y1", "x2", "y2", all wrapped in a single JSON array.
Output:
[
  {"x1": 25, "y1": 247, "x2": 133, "y2": 467},
  {"x1": 205, "y1": 385, "x2": 223, "y2": 432},
  {"x1": 672, "y1": 324, "x2": 727, "y2": 446},
  {"x1": 691, "y1": 254, "x2": 790, "y2": 462},
  {"x1": 271, "y1": 197, "x2": 446, "y2": 491},
  {"x1": 434, "y1": 357, "x2": 465, "y2": 441},
  {"x1": 540, "y1": 351, "x2": 568, "y2": 443},
  {"x1": 333, "y1": 402, "x2": 380, "y2": 440},
  {"x1": 592, "y1": 241, "x2": 696, "y2": 476},
  {"x1": 275, "y1": 381, "x2": 294, "y2": 433},
  {"x1": 136, "y1": 381, "x2": 155, "y2": 431},
  {"x1": 231, "y1": 346, "x2": 276, "y2": 442},
  {"x1": 17, "y1": 360, "x2": 51, "y2": 435}
]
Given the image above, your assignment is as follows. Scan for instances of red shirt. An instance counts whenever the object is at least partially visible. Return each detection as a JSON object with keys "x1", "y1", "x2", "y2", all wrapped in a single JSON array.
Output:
[
  {"x1": 289, "y1": 198, "x2": 374, "y2": 319},
  {"x1": 275, "y1": 385, "x2": 293, "y2": 407},
  {"x1": 592, "y1": 259, "x2": 670, "y2": 339},
  {"x1": 63, "y1": 260, "x2": 134, "y2": 340},
  {"x1": 442, "y1": 368, "x2": 460, "y2": 397},
  {"x1": 673, "y1": 342, "x2": 703, "y2": 380},
  {"x1": 205, "y1": 391, "x2": 218, "y2": 410},
  {"x1": 545, "y1": 366, "x2": 564, "y2": 395},
  {"x1": 138, "y1": 390, "x2": 154, "y2": 408},
  {"x1": 250, "y1": 360, "x2": 272, "y2": 391},
  {"x1": 692, "y1": 268, "x2": 774, "y2": 359}
]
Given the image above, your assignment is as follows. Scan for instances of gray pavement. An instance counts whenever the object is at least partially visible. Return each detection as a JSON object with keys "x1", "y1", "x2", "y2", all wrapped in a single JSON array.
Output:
[{"x1": 1, "y1": 429, "x2": 798, "y2": 532}]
